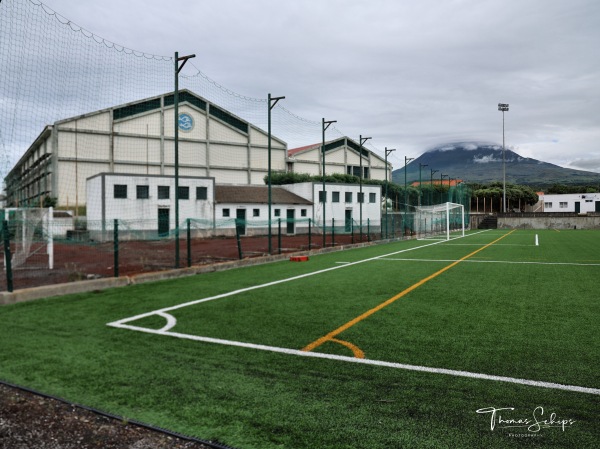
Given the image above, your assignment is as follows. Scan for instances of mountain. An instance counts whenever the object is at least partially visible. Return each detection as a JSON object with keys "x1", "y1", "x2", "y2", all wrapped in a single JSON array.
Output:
[{"x1": 391, "y1": 142, "x2": 600, "y2": 187}]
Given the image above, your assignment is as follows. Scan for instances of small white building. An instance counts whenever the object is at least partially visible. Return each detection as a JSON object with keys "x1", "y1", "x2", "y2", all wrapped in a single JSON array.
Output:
[
  {"x1": 86, "y1": 173, "x2": 215, "y2": 240},
  {"x1": 540, "y1": 193, "x2": 600, "y2": 214},
  {"x1": 282, "y1": 182, "x2": 382, "y2": 231}
]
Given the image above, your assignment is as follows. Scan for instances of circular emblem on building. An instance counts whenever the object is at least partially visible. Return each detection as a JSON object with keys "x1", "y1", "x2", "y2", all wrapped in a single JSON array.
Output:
[{"x1": 178, "y1": 113, "x2": 194, "y2": 132}]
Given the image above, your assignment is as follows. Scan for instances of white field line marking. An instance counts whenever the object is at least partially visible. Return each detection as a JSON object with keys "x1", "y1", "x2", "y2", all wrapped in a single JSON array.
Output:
[
  {"x1": 107, "y1": 230, "x2": 492, "y2": 328},
  {"x1": 380, "y1": 258, "x2": 600, "y2": 267},
  {"x1": 107, "y1": 322, "x2": 600, "y2": 396}
]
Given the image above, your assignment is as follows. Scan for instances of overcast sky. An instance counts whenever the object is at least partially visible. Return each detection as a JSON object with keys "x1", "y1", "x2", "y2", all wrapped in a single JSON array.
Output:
[{"x1": 27, "y1": 0, "x2": 600, "y2": 172}]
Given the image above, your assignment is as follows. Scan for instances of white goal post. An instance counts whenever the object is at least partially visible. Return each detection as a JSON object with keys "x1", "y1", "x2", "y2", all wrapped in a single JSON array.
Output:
[
  {"x1": 414, "y1": 202, "x2": 465, "y2": 241},
  {"x1": 3, "y1": 207, "x2": 54, "y2": 270}
]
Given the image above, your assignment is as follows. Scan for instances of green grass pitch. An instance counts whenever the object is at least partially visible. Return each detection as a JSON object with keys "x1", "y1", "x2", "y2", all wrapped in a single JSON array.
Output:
[{"x1": 0, "y1": 229, "x2": 598, "y2": 448}]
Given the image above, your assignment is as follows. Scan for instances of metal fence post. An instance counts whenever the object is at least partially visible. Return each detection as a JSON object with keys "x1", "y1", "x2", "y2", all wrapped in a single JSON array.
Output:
[
  {"x1": 308, "y1": 218, "x2": 312, "y2": 250},
  {"x1": 331, "y1": 218, "x2": 335, "y2": 247},
  {"x1": 278, "y1": 218, "x2": 282, "y2": 255},
  {"x1": 187, "y1": 218, "x2": 191, "y2": 268},
  {"x1": 368, "y1": 218, "x2": 371, "y2": 242},
  {"x1": 113, "y1": 219, "x2": 119, "y2": 278},
  {"x1": 235, "y1": 219, "x2": 242, "y2": 260},
  {"x1": 3, "y1": 220, "x2": 13, "y2": 292}
]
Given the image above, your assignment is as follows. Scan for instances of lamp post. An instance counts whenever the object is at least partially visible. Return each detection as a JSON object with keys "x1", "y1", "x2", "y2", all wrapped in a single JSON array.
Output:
[
  {"x1": 359, "y1": 135, "x2": 371, "y2": 241},
  {"x1": 498, "y1": 103, "x2": 509, "y2": 213},
  {"x1": 174, "y1": 51, "x2": 196, "y2": 268},
  {"x1": 322, "y1": 118, "x2": 336, "y2": 248},
  {"x1": 404, "y1": 156, "x2": 414, "y2": 237},
  {"x1": 441, "y1": 173, "x2": 448, "y2": 203},
  {"x1": 384, "y1": 147, "x2": 396, "y2": 238},
  {"x1": 268, "y1": 93, "x2": 285, "y2": 254},
  {"x1": 418, "y1": 163, "x2": 428, "y2": 206},
  {"x1": 430, "y1": 169, "x2": 438, "y2": 205}
]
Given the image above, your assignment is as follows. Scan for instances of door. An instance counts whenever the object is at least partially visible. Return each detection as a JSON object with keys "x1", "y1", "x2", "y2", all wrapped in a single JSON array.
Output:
[
  {"x1": 574, "y1": 202, "x2": 581, "y2": 214},
  {"x1": 286, "y1": 209, "x2": 295, "y2": 234},
  {"x1": 236, "y1": 209, "x2": 246, "y2": 236},
  {"x1": 596, "y1": 201, "x2": 600, "y2": 213},
  {"x1": 345, "y1": 209, "x2": 353, "y2": 232},
  {"x1": 158, "y1": 208, "x2": 169, "y2": 236}
]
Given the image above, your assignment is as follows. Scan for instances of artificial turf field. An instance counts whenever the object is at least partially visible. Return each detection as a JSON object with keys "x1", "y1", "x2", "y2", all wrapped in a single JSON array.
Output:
[{"x1": 0, "y1": 229, "x2": 598, "y2": 448}]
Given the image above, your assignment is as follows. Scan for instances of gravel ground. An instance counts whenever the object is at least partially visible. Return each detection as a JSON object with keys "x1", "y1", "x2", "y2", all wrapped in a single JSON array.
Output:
[{"x1": 0, "y1": 383, "x2": 222, "y2": 449}]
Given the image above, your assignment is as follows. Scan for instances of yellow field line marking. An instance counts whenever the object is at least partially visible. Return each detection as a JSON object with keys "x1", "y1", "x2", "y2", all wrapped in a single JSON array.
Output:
[
  {"x1": 302, "y1": 230, "x2": 516, "y2": 354},
  {"x1": 329, "y1": 338, "x2": 365, "y2": 358}
]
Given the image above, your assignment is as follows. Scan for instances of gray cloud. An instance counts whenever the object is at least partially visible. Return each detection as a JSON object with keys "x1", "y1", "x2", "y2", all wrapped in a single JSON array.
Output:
[{"x1": 11, "y1": 0, "x2": 600, "y2": 173}]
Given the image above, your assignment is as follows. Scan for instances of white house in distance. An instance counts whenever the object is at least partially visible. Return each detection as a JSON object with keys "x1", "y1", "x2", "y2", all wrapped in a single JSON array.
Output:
[
  {"x1": 540, "y1": 193, "x2": 600, "y2": 213},
  {"x1": 288, "y1": 137, "x2": 391, "y2": 182},
  {"x1": 4, "y1": 90, "x2": 287, "y2": 209},
  {"x1": 282, "y1": 182, "x2": 382, "y2": 231}
]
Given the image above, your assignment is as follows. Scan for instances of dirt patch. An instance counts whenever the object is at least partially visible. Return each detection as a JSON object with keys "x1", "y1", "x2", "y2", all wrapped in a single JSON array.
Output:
[{"x1": 0, "y1": 383, "x2": 225, "y2": 449}]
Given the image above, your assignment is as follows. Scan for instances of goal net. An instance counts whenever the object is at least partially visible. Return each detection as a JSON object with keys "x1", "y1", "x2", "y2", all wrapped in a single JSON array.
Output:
[
  {"x1": 3, "y1": 208, "x2": 54, "y2": 269},
  {"x1": 414, "y1": 202, "x2": 465, "y2": 240}
]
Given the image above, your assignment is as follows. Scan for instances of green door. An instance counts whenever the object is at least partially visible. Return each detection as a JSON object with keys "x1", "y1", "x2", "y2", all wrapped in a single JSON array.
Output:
[
  {"x1": 158, "y1": 208, "x2": 169, "y2": 236},
  {"x1": 286, "y1": 209, "x2": 295, "y2": 234},
  {"x1": 595, "y1": 201, "x2": 600, "y2": 213},
  {"x1": 345, "y1": 209, "x2": 353, "y2": 232},
  {"x1": 574, "y1": 202, "x2": 580, "y2": 213},
  {"x1": 236, "y1": 209, "x2": 246, "y2": 236}
]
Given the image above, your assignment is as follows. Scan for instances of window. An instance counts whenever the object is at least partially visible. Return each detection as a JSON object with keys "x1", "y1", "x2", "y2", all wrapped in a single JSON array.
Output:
[
  {"x1": 274, "y1": 209, "x2": 281, "y2": 217},
  {"x1": 369, "y1": 192, "x2": 376, "y2": 203},
  {"x1": 223, "y1": 208, "x2": 230, "y2": 217},
  {"x1": 301, "y1": 209, "x2": 307, "y2": 217},
  {"x1": 319, "y1": 191, "x2": 327, "y2": 203},
  {"x1": 177, "y1": 186, "x2": 189, "y2": 200},
  {"x1": 158, "y1": 186, "x2": 170, "y2": 199},
  {"x1": 196, "y1": 186, "x2": 207, "y2": 200},
  {"x1": 253, "y1": 208, "x2": 260, "y2": 217},
  {"x1": 136, "y1": 185, "x2": 149, "y2": 199},
  {"x1": 363, "y1": 167, "x2": 369, "y2": 179},
  {"x1": 358, "y1": 192, "x2": 364, "y2": 203},
  {"x1": 544, "y1": 202, "x2": 552, "y2": 208},
  {"x1": 113, "y1": 184, "x2": 127, "y2": 199},
  {"x1": 345, "y1": 192, "x2": 353, "y2": 203},
  {"x1": 332, "y1": 191, "x2": 340, "y2": 203},
  {"x1": 559, "y1": 202, "x2": 568, "y2": 208}
]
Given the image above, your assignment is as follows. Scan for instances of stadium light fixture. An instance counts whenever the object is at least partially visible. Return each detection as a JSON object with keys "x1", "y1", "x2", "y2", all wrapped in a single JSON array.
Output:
[
  {"x1": 359, "y1": 135, "x2": 372, "y2": 241},
  {"x1": 174, "y1": 52, "x2": 196, "y2": 268},
  {"x1": 384, "y1": 148, "x2": 396, "y2": 238},
  {"x1": 267, "y1": 94, "x2": 285, "y2": 254},
  {"x1": 322, "y1": 118, "x2": 336, "y2": 248},
  {"x1": 418, "y1": 163, "x2": 428, "y2": 206},
  {"x1": 498, "y1": 103, "x2": 509, "y2": 213}
]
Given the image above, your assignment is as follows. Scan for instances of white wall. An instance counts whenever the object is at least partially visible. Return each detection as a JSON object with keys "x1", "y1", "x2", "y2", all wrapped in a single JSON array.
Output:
[{"x1": 541, "y1": 193, "x2": 600, "y2": 213}]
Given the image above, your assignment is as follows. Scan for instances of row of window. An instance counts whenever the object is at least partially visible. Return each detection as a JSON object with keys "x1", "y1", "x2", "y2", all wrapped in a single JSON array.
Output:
[
  {"x1": 222, "y1": 208, "x2": 308, "y2": 218},
  {"x1": 114, "y1": 184, "x2": 208, "y2": 200},
  {"x1": 318, "y1": 191, "x2": 377, "y2": 203},
  {"x1": 544, "y1": 202, "x2": 568, "y2": 208}
]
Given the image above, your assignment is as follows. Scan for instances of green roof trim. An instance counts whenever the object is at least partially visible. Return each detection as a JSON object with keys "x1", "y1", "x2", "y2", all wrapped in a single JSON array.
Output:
[
  {"x1": 164, "y1": 91, "x2": 207, "y2": 111},
  {"x1": 113, "y1": 98, "x2": 161, "y2": 120},
  {"x1": 209, "y1": 104, "x2": 248, "y2": 134}
]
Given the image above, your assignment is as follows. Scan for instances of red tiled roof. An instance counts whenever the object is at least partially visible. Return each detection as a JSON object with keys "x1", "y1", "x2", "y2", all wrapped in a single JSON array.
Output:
[
  {"x1": 215, "y1": 185, "x2": 312, "y2": 205},
  {"x1": 288, "y1": 143, "x2": 320, "y2": 157}
]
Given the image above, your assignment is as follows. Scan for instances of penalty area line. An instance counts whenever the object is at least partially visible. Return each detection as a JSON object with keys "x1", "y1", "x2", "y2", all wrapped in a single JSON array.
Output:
[{"x1": 106, "y1": 322, "x2": 600, "y2": 396}]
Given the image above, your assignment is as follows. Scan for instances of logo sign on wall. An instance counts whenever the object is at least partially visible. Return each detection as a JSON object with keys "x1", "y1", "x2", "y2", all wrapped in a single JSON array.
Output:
[{"x1": 178, "y1": 113, "x2": 194, "y2": 132}]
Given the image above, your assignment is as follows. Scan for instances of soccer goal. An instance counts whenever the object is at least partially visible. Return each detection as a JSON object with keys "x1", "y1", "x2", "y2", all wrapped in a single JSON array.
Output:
[
  {"x1": 3, "y1": 207, "x2": 54, "y2": 269},
  {"x1": 414, "y1": 202, "x2": 465, "y2": 240}
]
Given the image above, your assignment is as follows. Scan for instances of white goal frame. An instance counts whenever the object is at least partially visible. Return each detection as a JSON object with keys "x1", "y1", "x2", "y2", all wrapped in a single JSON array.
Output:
[
  {"x1": 3, "y1": 207, "x2": 54, "y2": 270},
  {"x1": 414, "y1": 202, "x2": 465, "y2": 241}
]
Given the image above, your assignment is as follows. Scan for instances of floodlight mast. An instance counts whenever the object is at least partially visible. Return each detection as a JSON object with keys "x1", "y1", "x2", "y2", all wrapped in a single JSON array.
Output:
[
  {"x1": 498, "y1": 103, "x2": 509, "y2": 213},
  {"x1": 322, "y1": 118, "x2": 336, "y2": 248},
  {"x1": 268, "y1": 94, "x2": 285, "y2": 254},
  {"x1": 404, "y1": 156, "x2": 414, "y2": 238},
  {"x1": 418, "y1": 163, "x2": 428, "y2": 206},
  {"x1": 384, "y1": 148, "x2": 396, "y2": 238},
  {"x1": 359, "y1": 135, "x2": 371, "y2": 241}
]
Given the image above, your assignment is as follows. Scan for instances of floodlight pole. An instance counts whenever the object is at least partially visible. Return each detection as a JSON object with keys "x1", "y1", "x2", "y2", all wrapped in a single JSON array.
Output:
[
  {"x1": 268, "y1": 93, "x2": 285, "y2": 254},
  {"x1": 441, "y1": 173, "x2": 448, "y2": 203},
  {"x1": 430, "y1": 169, "x2": 439, "y2": 205},
  {"x1": 498, "y1": 103, "x2": 509, "y2": 213},
  {"x1": 174, "y1": 51, "x2": 195, "y2": 268},
  {"x1": 418, "y1": 163, "x2": 428, "y2": 206},
  {"x1": 359, "y1": 135, "x2": 371, "y2": 241},
  {"x1": 322, "y1": 118, "x2": 336, "y2": 248},
  {"x1": 404, "y1": 156, "x2": 414, "y2": 237},
  {"x1": 384, "y1": 148, "x2": 396, "y2": 238}
]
